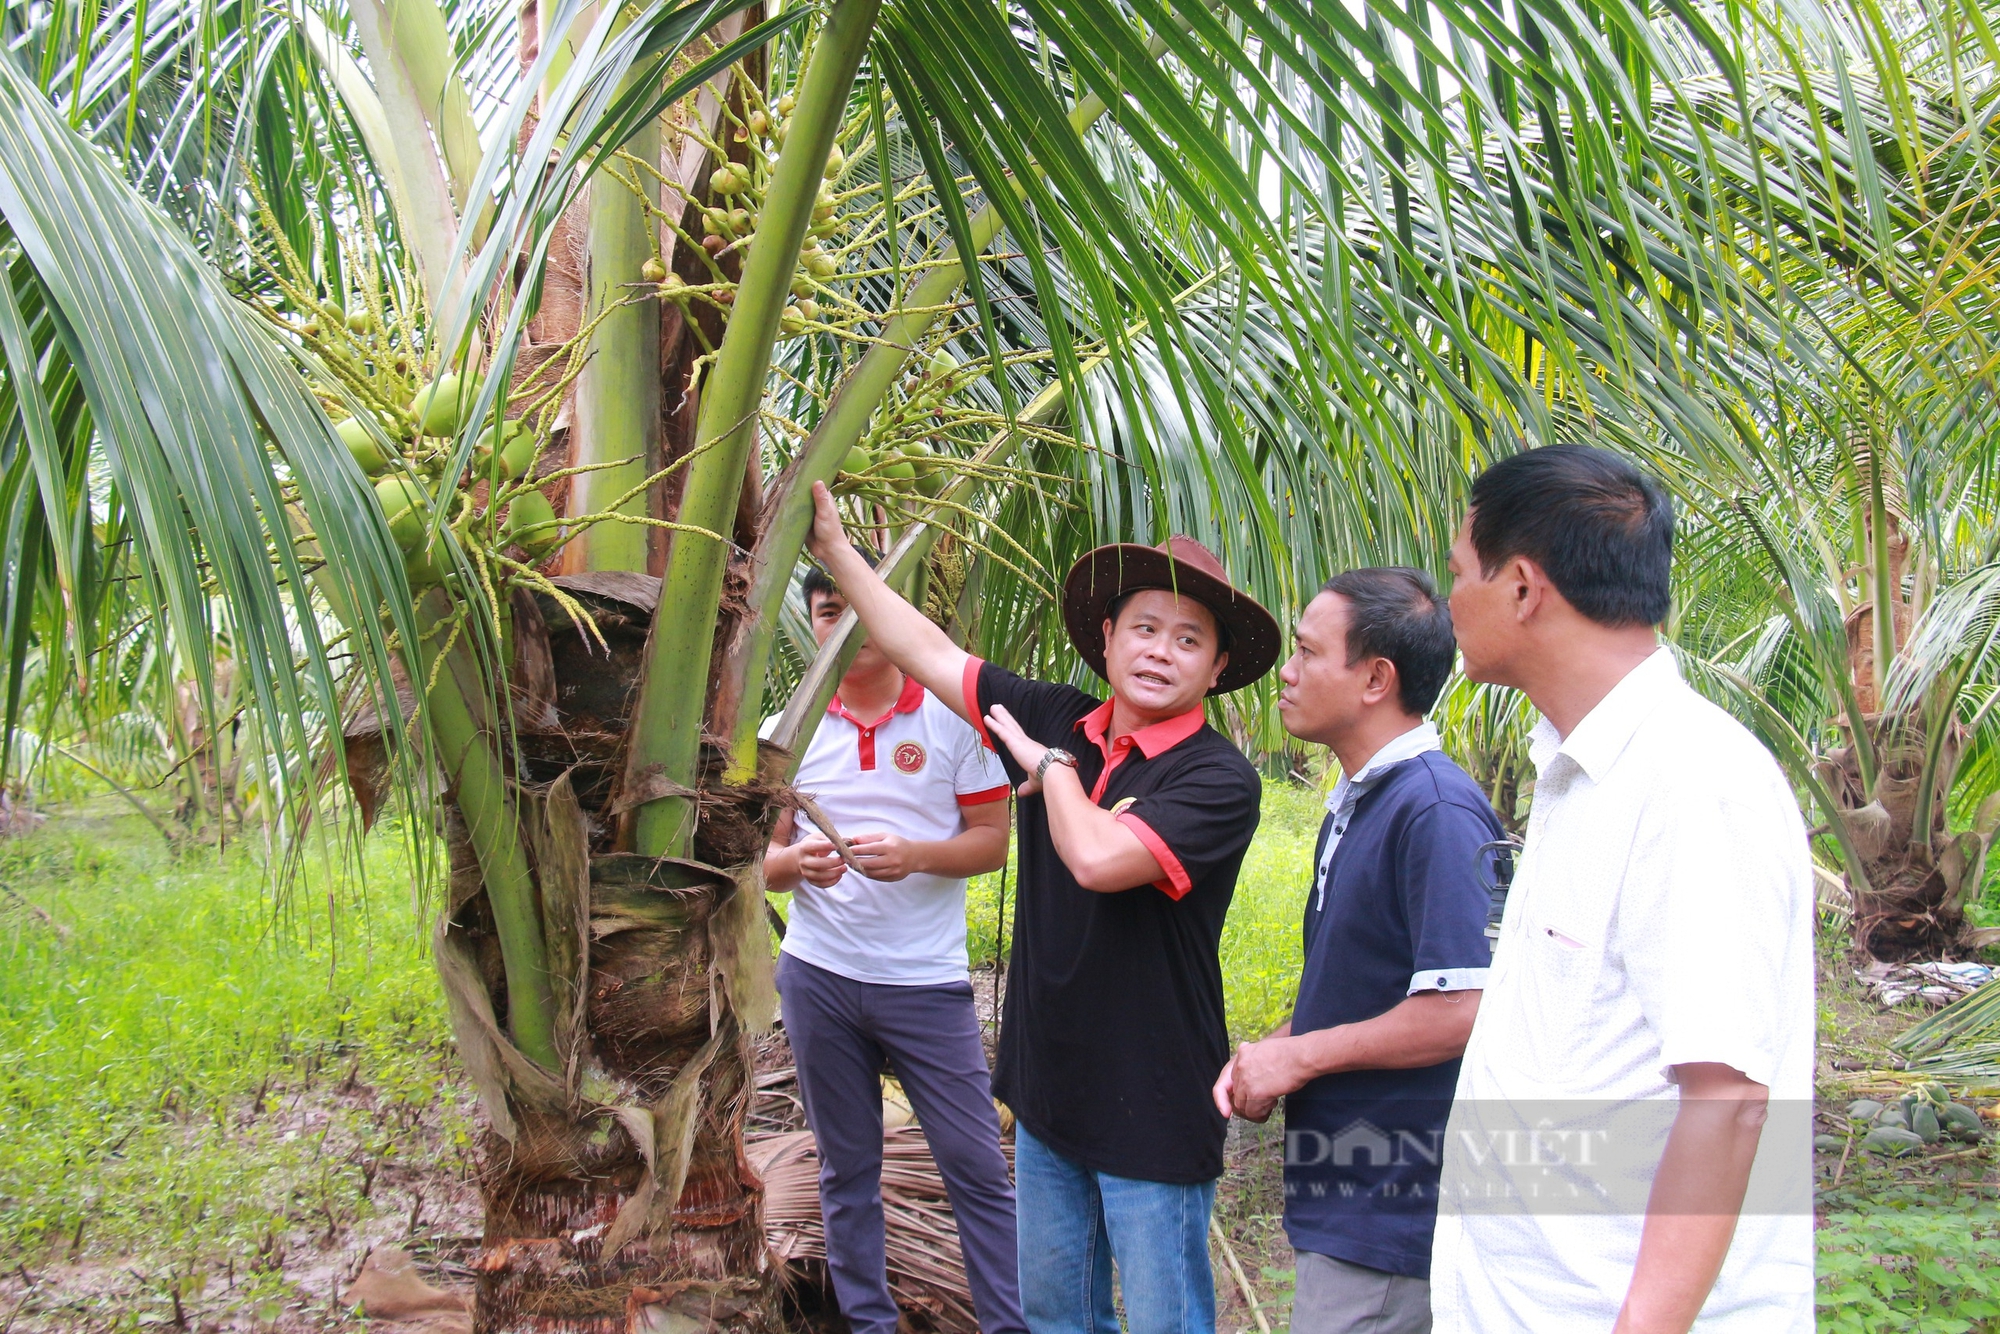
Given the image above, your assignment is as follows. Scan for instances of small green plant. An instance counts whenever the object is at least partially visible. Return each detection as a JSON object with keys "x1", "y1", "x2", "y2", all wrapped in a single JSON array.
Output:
[{"x1": 1818, "y1": 1208, "x2": 2000, "y2": 1332}]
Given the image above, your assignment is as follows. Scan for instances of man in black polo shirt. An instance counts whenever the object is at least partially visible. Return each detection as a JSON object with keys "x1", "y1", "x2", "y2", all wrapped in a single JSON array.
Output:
[
  {"x1": 806, "y1": 481, "x2": 1278, "y2": 1334},
  {"x1": 1213, "y1": 568, "x2": 1500, "y2": 1334}
]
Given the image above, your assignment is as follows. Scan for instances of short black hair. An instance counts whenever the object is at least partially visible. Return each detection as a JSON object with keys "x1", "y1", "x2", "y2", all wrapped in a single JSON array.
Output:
[
  {"x1": 1106, "y1": 587, "x2": 1232, "y2": 656},
  {"x1": 801, "y1": 546, "x2": 879, "y2": 611},
  {"x1": 1467, "y1": 445, "x2": 1673, "y2": 628},
  {"x1": 1320, "y1": 567, "x2": 1456, "y2": 715}
]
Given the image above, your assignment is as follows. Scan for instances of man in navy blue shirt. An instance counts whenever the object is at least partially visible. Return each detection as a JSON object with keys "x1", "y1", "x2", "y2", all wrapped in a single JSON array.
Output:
[{"x1": 1213, "y1": 568, "x2": 1502, "y2": 1334}]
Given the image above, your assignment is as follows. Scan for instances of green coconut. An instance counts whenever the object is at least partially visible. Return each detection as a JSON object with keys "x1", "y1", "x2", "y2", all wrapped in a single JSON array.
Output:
[
  {"x1": 373, "y1": 474, "x2": 432, "y2": 551},
  {"x1": 507, "y1": 489, "x2": 562, "y2": 558},
  {"x1": 500, "y1": 423, "x2": 538, "y2": 480},
  {"x1": 878, "y1": 458, "x2": 917, "y2": 488},
  {"x1": 336, "y1": 417, "x2": 392, "y2": 475},
  {"x1": 409, "y1": 373, "x2": 475, "y2": 438},
  {"x1": 1910, "y1": 1103, "x2": 1942, "y2": 1144},
  {"x1": 807, "y1": 252, "x2": 837, "y2": 280},
  {"x1": 841, "y1": 445, "x2": 876, "y2": 476},
  {"x1": 823, "y1": 144, "x2": 846, "y2": 179},
  {"x1": 403, "y1": 545, "x2": 444, "y2": 587},
  {"x1": 780, "y1": 306, "x2": 806, "y2": 337}
]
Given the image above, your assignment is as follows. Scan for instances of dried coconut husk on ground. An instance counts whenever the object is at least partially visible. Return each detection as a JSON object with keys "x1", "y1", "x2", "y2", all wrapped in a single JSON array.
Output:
[{"x1": 749, "y1": 1126, "x2": 1005, "y2": 1333}]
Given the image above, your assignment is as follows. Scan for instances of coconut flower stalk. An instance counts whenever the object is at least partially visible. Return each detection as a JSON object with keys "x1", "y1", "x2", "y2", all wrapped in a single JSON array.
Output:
[
  {"x1": 714, "y1": 28, "x2": 1176, "y2": 781},
  {"x1": 566, "y1": 109, "x2": 663, "y2": 575},
  {"x1": 622, "y1": 0, "x2": 885, "y2": 860}
]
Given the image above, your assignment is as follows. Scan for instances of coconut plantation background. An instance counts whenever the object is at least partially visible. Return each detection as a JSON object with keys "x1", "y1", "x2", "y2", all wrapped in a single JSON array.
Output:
[{"x1": 0, "y1": 0, "x2": 1999, "y2": 1324}]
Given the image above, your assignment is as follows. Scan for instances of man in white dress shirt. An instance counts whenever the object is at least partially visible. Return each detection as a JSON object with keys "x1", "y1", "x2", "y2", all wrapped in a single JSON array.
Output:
[{"x1": 1431, "y1": 446, "x2": 1814, "y2": 1332}]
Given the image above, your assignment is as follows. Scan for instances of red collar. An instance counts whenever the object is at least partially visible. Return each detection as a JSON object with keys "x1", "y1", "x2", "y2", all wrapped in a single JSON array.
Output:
[
  {"x1": 1078, "y1": 699, "x2": 1205, "y2": 762},
  {"x1": 828, "y1": 673, "x2": 925, "y2": 729}
]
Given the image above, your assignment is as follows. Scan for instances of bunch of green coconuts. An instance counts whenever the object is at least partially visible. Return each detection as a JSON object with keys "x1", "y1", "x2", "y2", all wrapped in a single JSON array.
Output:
[
  {"x1": 644, "y1": 88, "x2": 845, "y2": 334},
  {"x1": 332, "y1": 372, "x2": 558, "y2": 584},
  {"x1": 1822, "y1": 1085, "x2": 1989, "y2": 1158},
  {"x1": 832, "y1": 349, "x2": 962, "y2": 504}
]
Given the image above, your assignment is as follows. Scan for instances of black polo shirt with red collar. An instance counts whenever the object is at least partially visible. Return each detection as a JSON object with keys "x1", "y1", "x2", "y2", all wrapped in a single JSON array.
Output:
[{"x1": 964, "y1": 657, "x2": 1263, "y2": 1183}]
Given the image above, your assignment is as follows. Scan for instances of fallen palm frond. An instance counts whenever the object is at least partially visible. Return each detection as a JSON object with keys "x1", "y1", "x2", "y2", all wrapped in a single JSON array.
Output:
[
  {"x1": 1897, "y1": 981, "x2": 2000, "y2": 1065},
  {"x1": 750, "y1": 1125, "x2": 1009, "y2": 1332},
  {"x1": 1902, "y1": 1043, "x2": 2000, "y2": 1081}
]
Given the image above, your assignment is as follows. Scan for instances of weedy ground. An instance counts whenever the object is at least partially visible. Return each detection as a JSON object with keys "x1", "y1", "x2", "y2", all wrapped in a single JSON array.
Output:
[{"x1": 0, "y1": 787, "x2": 1995, "y2": 1331}]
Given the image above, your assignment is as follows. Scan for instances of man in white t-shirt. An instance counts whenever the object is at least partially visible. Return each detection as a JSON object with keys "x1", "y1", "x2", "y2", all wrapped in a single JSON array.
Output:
[
  {"x1": 763, "y1": 559, "x2": 1023, "y2": 1334},
  {"x1": 1431, "y1": 445, "x2": 1813, "y2": 1332}
]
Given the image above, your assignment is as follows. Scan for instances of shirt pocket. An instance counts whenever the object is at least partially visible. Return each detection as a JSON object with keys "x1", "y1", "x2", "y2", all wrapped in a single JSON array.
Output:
[{"x1": 1511, "y1": 912, "x2": 1605, "y2": 1081}]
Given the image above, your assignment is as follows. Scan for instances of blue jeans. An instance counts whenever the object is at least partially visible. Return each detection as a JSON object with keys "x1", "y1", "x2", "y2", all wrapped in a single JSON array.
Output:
[{"x1": 1015, "y1": 1123, "x2": 1218, "y2": 1334}]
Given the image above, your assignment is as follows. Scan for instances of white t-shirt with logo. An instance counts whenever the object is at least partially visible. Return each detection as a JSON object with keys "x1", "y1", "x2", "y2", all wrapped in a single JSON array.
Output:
[{"x1": 772, "y1": 676, "x2": 1009, "y2": 986}]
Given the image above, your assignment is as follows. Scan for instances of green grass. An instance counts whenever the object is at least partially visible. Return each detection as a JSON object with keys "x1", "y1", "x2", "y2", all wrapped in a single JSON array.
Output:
[
  {"x1": 0, "y1": 800, "x2": 462, "y2": 1313},
  {"x1": 11, "y1": 783, "x2": 2000, "y2": 1331}
]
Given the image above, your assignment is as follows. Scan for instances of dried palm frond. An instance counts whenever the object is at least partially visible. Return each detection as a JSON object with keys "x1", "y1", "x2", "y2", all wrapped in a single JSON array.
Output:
[
  {"x1": 1897, "y1": 979, "x2": 2000, "y2": 1059},
  {"x1": 750, "y1": 1126, "x2": 1010, "y2": 1332}
]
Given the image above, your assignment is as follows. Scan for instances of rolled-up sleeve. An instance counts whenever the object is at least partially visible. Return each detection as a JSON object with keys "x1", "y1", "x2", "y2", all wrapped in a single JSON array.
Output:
[{"x1": 1399, "y1": 801, "x2": 1501, "y2": 994}]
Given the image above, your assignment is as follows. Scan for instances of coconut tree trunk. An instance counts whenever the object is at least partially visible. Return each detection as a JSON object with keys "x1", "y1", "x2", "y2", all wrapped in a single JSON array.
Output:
[
  {"x1": 356, "y1": 578, "x2": 782, "y2": 1330},
  {"x1": 336, "y1": 11, "x2": 793, "y2": 1324},
  {"x1": 1829, "y1": 710, "x2": 1997, "y2": 959}
]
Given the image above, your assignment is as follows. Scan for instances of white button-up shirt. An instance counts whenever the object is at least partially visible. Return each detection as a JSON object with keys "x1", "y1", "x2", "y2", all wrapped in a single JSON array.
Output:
[{"x1": 1431, "y1": 649, "x2": 1814, "y2": 1332}]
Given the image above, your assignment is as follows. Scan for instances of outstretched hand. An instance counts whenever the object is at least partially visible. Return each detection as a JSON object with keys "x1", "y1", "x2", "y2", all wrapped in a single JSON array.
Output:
[
  {"x1": 983, "y1": 704, "x2": 1054, "y2": 797},
  {"x1": 807, "y1": 480, "x2": 848, "y2": 564}
]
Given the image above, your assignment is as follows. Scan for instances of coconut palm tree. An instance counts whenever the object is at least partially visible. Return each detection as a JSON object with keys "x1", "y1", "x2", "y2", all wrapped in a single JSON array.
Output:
[
  {"x1": 0, "y1": 0, "x2": 1990, "y2": 1322},
  {"x1": 1649, "y1": 16, "x2": 2000, "y2": 961}
]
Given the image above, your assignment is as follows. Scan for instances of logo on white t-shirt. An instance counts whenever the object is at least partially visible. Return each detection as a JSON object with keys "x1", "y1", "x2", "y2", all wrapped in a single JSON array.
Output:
[{"x1": 893, "y1": 741, "x2": 927, "y2": 774}]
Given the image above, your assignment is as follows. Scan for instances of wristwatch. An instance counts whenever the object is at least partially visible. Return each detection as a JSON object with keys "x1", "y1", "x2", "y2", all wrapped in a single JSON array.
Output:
[{"x1": 1035, "y1": 748, "x2": 1079, "y2": 782}]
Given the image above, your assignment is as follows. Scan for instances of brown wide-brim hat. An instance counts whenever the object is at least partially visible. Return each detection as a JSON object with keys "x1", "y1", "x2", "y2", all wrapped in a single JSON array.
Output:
[{"x1": 1061, "y1": 537, "x2": 1281, "y2": 696}]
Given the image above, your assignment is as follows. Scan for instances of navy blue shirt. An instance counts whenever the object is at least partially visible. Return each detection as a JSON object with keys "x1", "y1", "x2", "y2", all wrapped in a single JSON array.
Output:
[{"x1": 1282, "y1": 749, "x2": 1502, "y2": 1278}]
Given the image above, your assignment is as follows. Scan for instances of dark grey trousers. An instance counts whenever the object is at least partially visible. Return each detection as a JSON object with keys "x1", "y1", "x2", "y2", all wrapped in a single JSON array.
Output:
[
  {"x1": 776, "y1": 952, "x2": 1027, "y2": 1334},
  {"x1": 1292, "y1": 1250, "x2": 1431, "y2": 1334}
]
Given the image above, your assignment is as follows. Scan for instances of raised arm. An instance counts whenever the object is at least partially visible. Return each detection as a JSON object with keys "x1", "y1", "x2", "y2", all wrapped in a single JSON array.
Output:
[{"x1": 806, "y1": 481, "x2": 973, "y2": 723}]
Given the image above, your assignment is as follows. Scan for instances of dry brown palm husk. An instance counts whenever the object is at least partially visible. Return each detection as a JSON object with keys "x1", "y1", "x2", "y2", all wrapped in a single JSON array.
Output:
[{"x1": 750, "y1": 1125, "x2": 1009, "y2": 1333}]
